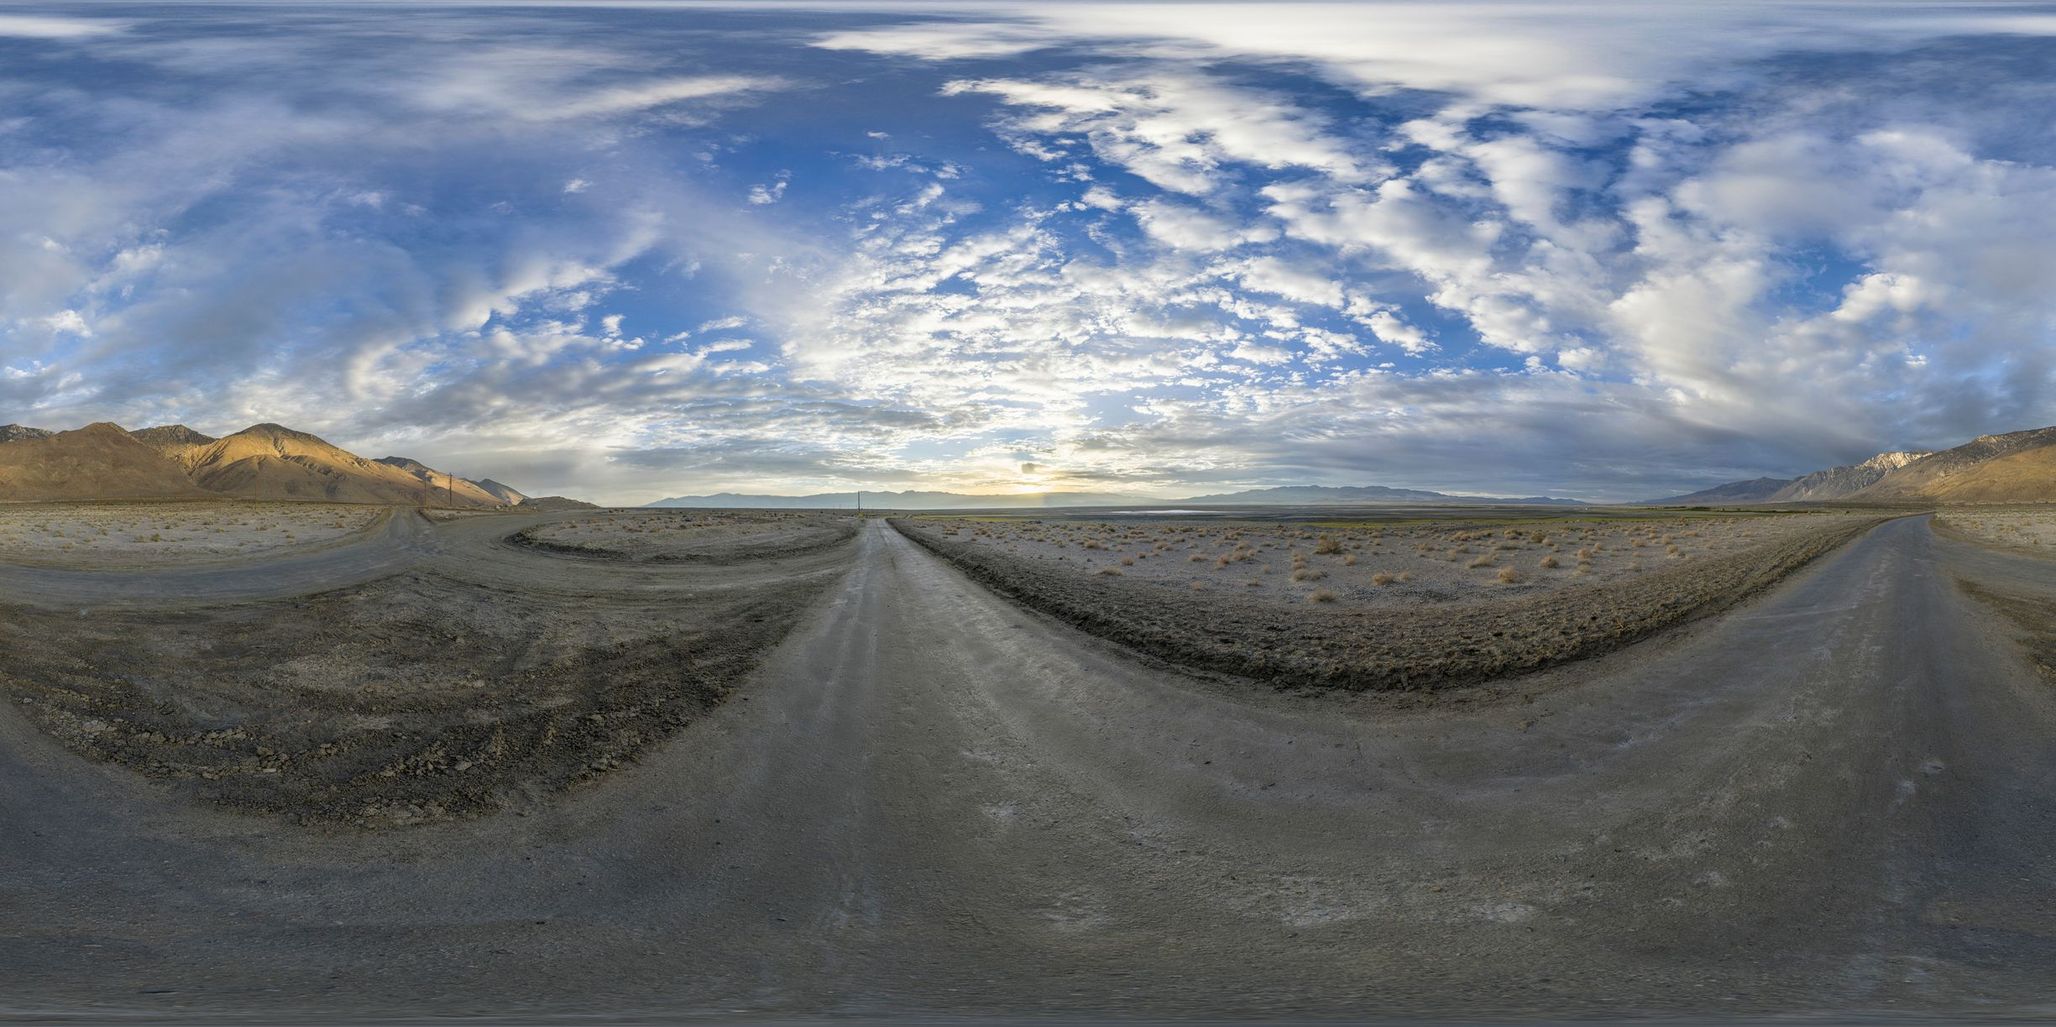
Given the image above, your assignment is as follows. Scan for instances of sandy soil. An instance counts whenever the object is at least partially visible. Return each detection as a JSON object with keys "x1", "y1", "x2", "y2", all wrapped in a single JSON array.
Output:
[
  {"x1": 896, "y1": 510, "x2": 1886, "y2": 691},
  {"x1": 1933, "y1": 506, "x2": 2056, "y2": 554},
  {"x1": 1938, "y1": 508, "x2": 2056, "y2": 683},
  {"x1": 0, "y1": 501, "x2": 385, "y2": 567},
  {"x1": 0, "y1": 513, "x2": 854, "y2": 827},
  {"x1": 512, "y1": 509, "x2": 855, "y2": 562}
]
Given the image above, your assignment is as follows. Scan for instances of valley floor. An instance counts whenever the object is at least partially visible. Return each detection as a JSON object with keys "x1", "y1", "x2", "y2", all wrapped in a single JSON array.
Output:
[
  {"x1": 0, "y1": 507, "x2": 2054, "y2": 1019},
  {"x1": 0, "y1": 500, "x2": 385, "y2": 568}
]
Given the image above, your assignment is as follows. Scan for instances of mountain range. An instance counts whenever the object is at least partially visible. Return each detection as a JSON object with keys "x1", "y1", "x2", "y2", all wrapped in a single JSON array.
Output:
[
  {"x1": 8, "y1": 419, "x2": 2051, "y2": 510},
  {"x1": 1647, "y1": 425, "x2": 2056, "y2": 505},
  {"x1": 0, "y1": 421, "x2": 536, "y2": 508},
  {"x1": 649, "y1": 484, "x2": 1587, "y2": 510}
]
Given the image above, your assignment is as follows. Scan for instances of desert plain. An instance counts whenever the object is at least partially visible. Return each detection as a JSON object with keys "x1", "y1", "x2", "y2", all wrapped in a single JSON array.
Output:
[
  {"x1": 0, "y1": 501, "x2": 386, "y2": 567},
  {"x1": 1, "y1": 497, "x2": 2055, "y2": 1019}
]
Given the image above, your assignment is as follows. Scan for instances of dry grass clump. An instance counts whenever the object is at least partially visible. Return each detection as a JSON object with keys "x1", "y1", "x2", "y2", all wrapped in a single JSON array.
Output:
[
  {"x1": 1097, "y1": 566, "x2": 1124, "y2": 576},
  {"x1": 1307, "y1": 588, "x2": 1337, "y2": 603},
  {"x1": 898, "y1": 513, "x2": 1866, "y2": 658}
]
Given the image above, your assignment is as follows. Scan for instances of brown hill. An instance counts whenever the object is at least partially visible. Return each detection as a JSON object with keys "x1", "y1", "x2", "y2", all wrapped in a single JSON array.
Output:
[
  {"x1": 154, "y1": 424, "x2": 503, "y2": 508},
  {"x1": 474, "y1": 478, "x2": 530, "y2": 505},
  {"x1": 1853, "y1": 427, "x2": 2056, "y2": 504},
  {"x1": 517, "y1": 495, "x2": 600, "y2": 511},
  {"x1": 0, "y1": 422, "x2": 212, "y2": 501},
  {"x1": 1642, "y1": 476, "x2": 1793, "y2": 505},
  {"x1": 130, "y1": 424, "x2": 218, "y2": 453},
  {"x1": 375, "y1": 456, "x2": 508, "y2": 507}
]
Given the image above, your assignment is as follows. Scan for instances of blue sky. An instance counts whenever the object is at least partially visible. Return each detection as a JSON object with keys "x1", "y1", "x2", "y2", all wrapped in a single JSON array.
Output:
[{"x1": 1, "y1": 2, "x2": 2053, "y2": 503}]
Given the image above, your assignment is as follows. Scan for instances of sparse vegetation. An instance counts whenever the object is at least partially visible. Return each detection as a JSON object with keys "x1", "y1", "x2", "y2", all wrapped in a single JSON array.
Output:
[
  {"x1": 514, "y1": 510, "x2": 853, "y2": 563},
  {"x1": 1934, "y1": 508, "x2": 2056, "y2": 553},
  {"x1": 893, "y1": 510, "x2": 1885, "y2": 691},
  {"x1": 0, "y1": 501, "x2": 383, "y2": 567}
]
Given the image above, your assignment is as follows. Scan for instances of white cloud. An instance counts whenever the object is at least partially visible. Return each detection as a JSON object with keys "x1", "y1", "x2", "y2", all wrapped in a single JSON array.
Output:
[
  {"x1": 404, "y1": 48, "x2": 785, "y2": 124},
  {"x1": 1233, "y1": 257, "x2": 1341, "y2": 308},
  {"x1": 1831, "y1": 273, "x2": 1935, "y2": 324},
  {"x1": 1079, "y1": 185, "x2": 1123, "y2": 210},
  {"x1": 693, "y1": 315, "x2": 750, "y2": 334},
  {"x1": 814, "y1": 23, "x2": 1055, "y2": 61},
  {"x1": 0, "y1": 15, "x2": 126, "y2": 39},
  {"x1": 749, "y1": 171, "x2": 791, "y2": 205},
  {"x1": 543, "y1": 75, "x2": 783, "y2": 120},
  {"x1": 1228, "y1": 340, "x2": 1293, "y2": 365},
  {"x1": 1129, "y1": 198, "x2": 1275, "y2": 251},
  {"x1": 946, "y1": 71, "x2": 1370, "y2": 194},
  {"x1": 821, "y1": 2, "x2": 2056, "y2": 110},
  {"x1": 1358, "y1": 307, "x2": 1433, "y2": 356},
  {"x1": 42, "y1": 309, "x2": 91, "y2": 336}
]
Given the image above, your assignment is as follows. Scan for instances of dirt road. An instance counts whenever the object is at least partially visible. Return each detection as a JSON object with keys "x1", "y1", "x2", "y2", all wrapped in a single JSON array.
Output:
[{"x1": 3, "y1": 515, "x2": 2054, "y2": 1020}]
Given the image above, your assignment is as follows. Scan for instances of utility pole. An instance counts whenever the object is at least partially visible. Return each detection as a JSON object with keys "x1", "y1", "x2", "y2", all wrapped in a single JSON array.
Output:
[{"x1": 856, "y1": 490, "x2": 863, "y2": 519}]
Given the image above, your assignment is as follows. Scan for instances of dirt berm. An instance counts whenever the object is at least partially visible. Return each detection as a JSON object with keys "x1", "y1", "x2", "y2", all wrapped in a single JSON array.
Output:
[{"x1": 893, "y1": 515, "x2": 1888, "y2": 691}]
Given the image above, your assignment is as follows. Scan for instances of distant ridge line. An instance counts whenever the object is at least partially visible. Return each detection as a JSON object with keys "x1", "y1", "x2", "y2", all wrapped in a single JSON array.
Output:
[{"x1": 647, "y1": 484, "x2": 1587, "y2": 510}]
